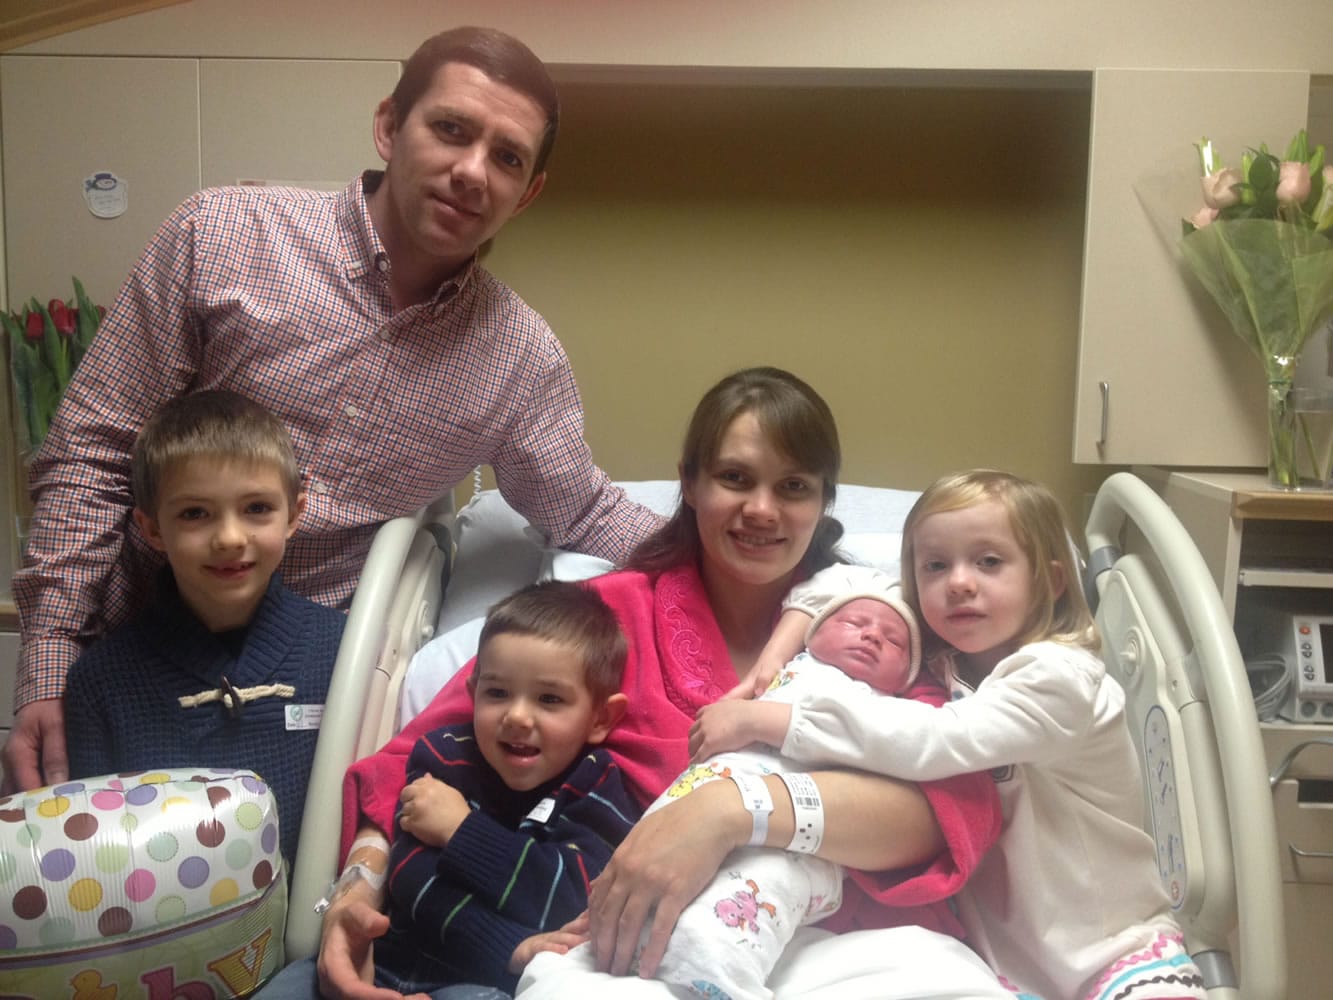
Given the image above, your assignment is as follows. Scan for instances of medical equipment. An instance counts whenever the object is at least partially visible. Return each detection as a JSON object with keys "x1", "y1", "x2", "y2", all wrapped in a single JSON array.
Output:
[{"x1": 1241, "y1": 607, "x2": 1333, "y2": 723}]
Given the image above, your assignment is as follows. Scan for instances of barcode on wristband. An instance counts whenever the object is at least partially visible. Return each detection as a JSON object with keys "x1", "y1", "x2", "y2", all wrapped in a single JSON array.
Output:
[{"x1": 779, "y1": 772, "x2": 824, "y2": 854}]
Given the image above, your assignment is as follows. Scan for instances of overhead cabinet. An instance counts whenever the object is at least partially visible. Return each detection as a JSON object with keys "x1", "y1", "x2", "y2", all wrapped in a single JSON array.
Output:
[{"x1": 1074, "y1": 68, "x2": 1311, "y2": 467}]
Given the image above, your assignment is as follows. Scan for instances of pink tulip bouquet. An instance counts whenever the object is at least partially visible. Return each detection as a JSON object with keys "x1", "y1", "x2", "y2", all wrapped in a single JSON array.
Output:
[
  {"x1": 3, "y1": 277, "x2": 104, "y2": 454},
  {"x1": 1180, "y1": 129, "x2": 1333, "y2": 488}
]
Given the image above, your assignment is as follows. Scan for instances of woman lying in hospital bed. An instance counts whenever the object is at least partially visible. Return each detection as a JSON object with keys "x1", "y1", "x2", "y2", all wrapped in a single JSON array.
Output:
[{"x1": 311, "y1": 366, "x2": 1012, "y2": 1000}]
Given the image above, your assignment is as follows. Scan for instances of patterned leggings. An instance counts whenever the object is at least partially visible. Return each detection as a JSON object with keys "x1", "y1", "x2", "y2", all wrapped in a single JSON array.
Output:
[{"x1": 1082, "y1": 931, "x2": 1209, "y2": 1000}]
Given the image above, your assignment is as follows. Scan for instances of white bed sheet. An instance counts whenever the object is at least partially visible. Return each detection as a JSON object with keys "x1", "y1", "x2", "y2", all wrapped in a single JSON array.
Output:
[{"x1": 517, "y1": 926, "x2": 1015, "y2": 1000}]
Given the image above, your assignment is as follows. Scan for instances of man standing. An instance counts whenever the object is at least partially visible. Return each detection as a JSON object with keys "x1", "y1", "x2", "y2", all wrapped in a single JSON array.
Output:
[{"x1": 4, "y1": 26, "x2": 661, "y2": 794}]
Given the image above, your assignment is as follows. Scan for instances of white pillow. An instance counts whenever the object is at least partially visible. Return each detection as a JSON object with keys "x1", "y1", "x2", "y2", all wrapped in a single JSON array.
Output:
[
  {"x1": 438, "y1": 481, "x2": 682, "y2": 635},
  {"x1": 829, "y1": 484, "x2": 920, "y2": 535},
  {"x1": 836, "y1": 532, "x2": 905, "y2": 581},
  {"x1": 436, "y1": 493, "x2": 545, "y2": 634},
  {"x1": 399, "y1": 616, "x2": 485, "y2": 722}
]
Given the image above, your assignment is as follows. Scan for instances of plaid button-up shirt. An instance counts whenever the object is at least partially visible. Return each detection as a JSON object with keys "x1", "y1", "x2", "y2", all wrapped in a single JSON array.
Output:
[{"x1": 13, "y1": 172, "x2": 661, "y2": 709}]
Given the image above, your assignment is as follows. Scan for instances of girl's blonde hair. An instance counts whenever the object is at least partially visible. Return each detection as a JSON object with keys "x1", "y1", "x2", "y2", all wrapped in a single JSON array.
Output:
[{"x1": 900, "y1": 469, "x2": 1099, "y2": 663}]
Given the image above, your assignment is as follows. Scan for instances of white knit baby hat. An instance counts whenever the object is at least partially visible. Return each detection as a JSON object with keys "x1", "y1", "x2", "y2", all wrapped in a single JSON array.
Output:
[{"x1": 804, "y1": 581, "x2": 922, "y2": 687}]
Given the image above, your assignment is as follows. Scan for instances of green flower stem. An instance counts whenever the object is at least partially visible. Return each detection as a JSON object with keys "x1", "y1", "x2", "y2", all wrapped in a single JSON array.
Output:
[{"x1": 1268, "y1": 379, "x2": 1299, "y2": 489}]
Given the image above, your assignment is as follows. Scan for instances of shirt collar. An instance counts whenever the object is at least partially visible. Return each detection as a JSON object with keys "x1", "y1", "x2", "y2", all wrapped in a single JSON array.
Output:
[{"x1": 343, "y1": 170, "x2": 479, "y2": 311}]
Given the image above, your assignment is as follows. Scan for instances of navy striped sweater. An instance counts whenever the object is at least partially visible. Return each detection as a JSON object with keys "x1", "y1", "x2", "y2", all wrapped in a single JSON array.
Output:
[{"x1": 376, "y1": 724, "x2": 640, "y2": 993}]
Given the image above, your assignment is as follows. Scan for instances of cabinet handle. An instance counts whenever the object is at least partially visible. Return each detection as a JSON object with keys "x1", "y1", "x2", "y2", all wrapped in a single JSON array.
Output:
[
  {"x1": 1270, "y1": 739, "x2": 1333, "y2": 864},
  {"x1": 1268, "y1": 738, "x2": 1333, "y2": 787},
  {"x1": 1097, "y1": 381, "x2": 1110, "y2": 450},
  {"x1": 1289, "y1": 843, "x2": 1333, "y2": 862}
]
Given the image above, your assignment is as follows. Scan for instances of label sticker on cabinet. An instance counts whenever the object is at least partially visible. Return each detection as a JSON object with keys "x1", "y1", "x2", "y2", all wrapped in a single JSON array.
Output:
[{"x1": 83, "y1": 171, "x2": 128, "y2": 219}]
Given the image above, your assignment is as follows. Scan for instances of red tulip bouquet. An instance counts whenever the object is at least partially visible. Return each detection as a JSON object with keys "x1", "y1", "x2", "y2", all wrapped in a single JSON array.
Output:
[{"x1": 3, "y1": 277, "x2": 104, "y2": 454}]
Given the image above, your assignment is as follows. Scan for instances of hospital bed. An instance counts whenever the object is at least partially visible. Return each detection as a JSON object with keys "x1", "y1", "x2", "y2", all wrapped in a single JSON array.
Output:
[
  {"x1": 291, "y1": 469, "x2": 1284, "y2": 998},
  {"x1": 1, "y1": 473, "x2": 1286, "y2": 998}
]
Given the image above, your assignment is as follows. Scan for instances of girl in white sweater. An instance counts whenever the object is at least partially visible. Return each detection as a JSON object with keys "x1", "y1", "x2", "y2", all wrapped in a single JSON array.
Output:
[{"x1": 691, "y1": 469, "x2": 1206, "y2": 1000}]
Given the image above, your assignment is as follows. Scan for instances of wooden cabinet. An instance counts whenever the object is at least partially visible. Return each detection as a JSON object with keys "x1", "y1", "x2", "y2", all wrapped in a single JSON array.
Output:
[
  {"x1": 0, "y1": 54, "x2": 398, "y2": 314},
  {"x1": 1140, "y1": 468, "x2": 1333, "y2": 999},
  {"x1": 1075, "y1": 70, "x2": 1309, "y2": 466}
]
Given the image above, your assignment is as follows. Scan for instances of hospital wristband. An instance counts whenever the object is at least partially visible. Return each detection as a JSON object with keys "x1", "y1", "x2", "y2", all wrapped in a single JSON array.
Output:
[
  {"x1": 778, "y1": 772, "x2": 824, "y2": 855},
  {"x1": 728, "y1": 771, "x2": 774, "y2": 847}
]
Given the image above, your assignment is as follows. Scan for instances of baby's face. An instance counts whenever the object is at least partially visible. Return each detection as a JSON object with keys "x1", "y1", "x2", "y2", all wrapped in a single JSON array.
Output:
[{"x1": 806, "y1": 598, "x2": 912, "y2": 694}]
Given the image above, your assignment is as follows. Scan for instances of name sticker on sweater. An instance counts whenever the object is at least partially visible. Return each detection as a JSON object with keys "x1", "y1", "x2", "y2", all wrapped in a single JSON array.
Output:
[
  {"x1": 527, "y1": 797, "x2": 556, "y2": 824},
  {"x1": 285, "y1": 704, "x2": 324, "y2": 731}
]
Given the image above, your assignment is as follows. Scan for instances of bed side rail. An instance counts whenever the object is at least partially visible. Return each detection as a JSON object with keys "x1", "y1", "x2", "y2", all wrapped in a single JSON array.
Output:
[
  {"x1": 1085, "y1": 472, "x2": 1284, "y2": 1000},
  {"x1": 284, "y1": 495, "x2": 455, "y2": 962}
]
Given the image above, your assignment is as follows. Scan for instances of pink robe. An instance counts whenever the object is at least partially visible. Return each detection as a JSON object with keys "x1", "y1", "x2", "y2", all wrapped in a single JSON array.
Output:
[{"x1": 343, "y1": 565, "x2": 1001, "y2": 939}]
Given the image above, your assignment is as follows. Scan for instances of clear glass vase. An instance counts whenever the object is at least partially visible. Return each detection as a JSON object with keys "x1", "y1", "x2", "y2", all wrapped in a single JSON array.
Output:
[{"x1": 1268, "y1": 382, "x2": 1333, "y2": 490}]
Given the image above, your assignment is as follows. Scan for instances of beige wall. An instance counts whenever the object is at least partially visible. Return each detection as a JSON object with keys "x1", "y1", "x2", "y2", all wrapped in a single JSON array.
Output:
[
  {"x1": 6, "y1": 0, "x2": 1333, "y2": 527},
  {"x1": 482, "y1": 81, "x2": 1105, "y2": 516},
  {"x1": 18, "y1": 0, "x2": 1333, "y2": 73}
]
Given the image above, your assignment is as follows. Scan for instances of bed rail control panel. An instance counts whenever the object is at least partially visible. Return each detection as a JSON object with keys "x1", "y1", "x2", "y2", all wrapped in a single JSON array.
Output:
[{"x1": 1256, "y1": 610, "x2": 1333, "y2": 722}]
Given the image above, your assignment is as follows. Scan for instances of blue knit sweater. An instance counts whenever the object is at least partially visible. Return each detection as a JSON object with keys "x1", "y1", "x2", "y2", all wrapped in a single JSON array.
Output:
[
  {"x1": 375, "y1": 723, "x2": 640, "y2": 993},
  {"x1": 63, "y1": 570, "x2": 345, "y2": 864}
]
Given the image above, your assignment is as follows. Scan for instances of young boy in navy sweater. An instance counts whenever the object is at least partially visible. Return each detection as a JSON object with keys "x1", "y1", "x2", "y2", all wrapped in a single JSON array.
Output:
[
  {"x1": 373, "y1": 580, "x2": 638, "y2": 995},
  {"x1": 64, "y1": 390, "x2": 344, "y2": 865}
]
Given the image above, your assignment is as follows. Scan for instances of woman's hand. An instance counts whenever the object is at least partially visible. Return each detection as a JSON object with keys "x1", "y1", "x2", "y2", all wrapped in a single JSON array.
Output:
[
  {"x1": 399, "y1": 774, "x2": 470, "y2": 846},
  {"x1": 588, "y1": 780, "x2": 747, "y2": 978},
  {"x1": 508, "y1": 912, "x2": 591, "y2": 974},
  {"x1": 316, "y1": 882, "x2": 426, "y2": 1000},
  {"x1": 313, "y1": 826, "x2": 427, "y2": 1000},
  {"x1": 689, "y1": 700, "x2": 791, "y2": 761}
]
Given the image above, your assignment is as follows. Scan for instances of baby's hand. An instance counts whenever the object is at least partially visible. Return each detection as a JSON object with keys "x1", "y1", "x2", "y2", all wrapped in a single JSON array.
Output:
[
  {"x1": 689, "y1": 700, "x2": 791, "y2": 761},
  {"x1": 508, "y1": 912, "x2": 591, "y2": 973},
  {"x1": 722, "y1": 651, "x2": 785, "y2": 702},
  {"x1": 724, "y1": 607, "x2": 810, "y2": 700},
  {"x1": 398, "y1": 774, "x2": 470, "y2": 846}
]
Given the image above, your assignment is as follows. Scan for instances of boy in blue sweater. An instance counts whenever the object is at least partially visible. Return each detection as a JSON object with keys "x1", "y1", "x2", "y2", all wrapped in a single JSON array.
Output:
[
  {"x1": 373, "y1": 580, "x2": 638, "y2": 996},
  {"x1": 64, "y1": 390, "x2": 344, "y2": 865}
]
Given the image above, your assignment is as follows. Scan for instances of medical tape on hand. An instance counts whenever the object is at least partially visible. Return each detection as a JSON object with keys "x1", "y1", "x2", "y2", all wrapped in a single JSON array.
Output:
[
  {"x1": 728, "y1": 771, "x2": 774, "y2": 847},
  {"x1": 778, "y1": 772, "x2": 824, "y2": 854},
  {"x1": 347, "y1": 834, "x2": 389, "y2": 864}
]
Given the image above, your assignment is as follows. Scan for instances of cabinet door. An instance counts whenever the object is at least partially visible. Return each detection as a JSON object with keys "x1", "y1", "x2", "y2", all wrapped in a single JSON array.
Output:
[
  {"x1": 199, "y1": 59, "x2": 398, "y2": 189},
  {"x1": 0, "y1": 55, "x2": 202, "y2": 308},
  {"x1": 1074, "y1": 68, "x2": 1309, "y2": 466}
]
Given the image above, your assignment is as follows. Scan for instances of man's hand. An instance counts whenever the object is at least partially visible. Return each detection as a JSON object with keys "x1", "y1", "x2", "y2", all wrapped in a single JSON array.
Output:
[
  {"x1": 508, "y1": 912, "x2": 591, "y2": 974},
  {"x1": 398, "y1": 774, "x2": 470, "y2": 847},
  {"x1": 588, "y1": 780, "x2": 746, "y2": 978},
  {"x1": 688, "y1": 700, "x2": 791, "y2": 762},
  {"x1": 1, "y1": 699, "x2": 67, "y2": 793}
]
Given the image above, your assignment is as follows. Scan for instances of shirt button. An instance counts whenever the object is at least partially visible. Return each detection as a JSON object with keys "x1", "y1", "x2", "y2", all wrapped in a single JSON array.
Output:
[
  {"x1": 311, "y1": 481, "x2": 328, "y2": 496},
  {"x1": 379, "y1": 327, "x2": 393, "y2": 342},
  {"x1": 345, "y1": 404, "x2": 360, "y2": 419},
  {"x1": 375, "y1": 254, "x2": 389, "y2": 273}
]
